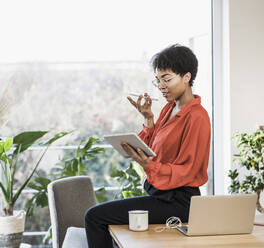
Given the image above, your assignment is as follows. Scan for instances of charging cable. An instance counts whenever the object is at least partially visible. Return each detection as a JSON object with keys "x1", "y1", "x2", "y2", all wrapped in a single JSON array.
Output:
[{"x1": 155, "y1": 216, "x2": 182, "y2": 232}]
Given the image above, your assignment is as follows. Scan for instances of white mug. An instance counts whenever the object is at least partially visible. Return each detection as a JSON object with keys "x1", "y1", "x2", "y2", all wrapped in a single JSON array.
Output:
[{"x1": 128, "y1": 210, "x2": 149, "y2": 231}]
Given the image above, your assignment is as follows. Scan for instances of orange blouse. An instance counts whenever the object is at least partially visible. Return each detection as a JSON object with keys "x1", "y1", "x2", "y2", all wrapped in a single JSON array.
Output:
[{"x1": 138, "y1": 94, "x2": 211, "y2": 190}]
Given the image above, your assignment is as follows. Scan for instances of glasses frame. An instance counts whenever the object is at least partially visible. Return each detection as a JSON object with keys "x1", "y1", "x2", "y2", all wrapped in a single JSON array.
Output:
[{"x1": 151, "y1": 75, "x2": 178, "y2": 88}]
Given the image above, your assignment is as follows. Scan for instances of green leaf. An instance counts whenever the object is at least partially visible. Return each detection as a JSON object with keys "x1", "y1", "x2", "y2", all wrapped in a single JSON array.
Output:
[
  {"x1": 26, "y1": 197, "x2": 35, "y2": 216},
  {"x1": 72, "y1": 158, "x2": 78, "y2": 173},
  {"x1": 27, "y1": 182, "x2": 43, "y2": 191},
  {"x1": 95, "y1": 187, "x2": 106, "y2": 204},
  {"x1": 12, "y1": 146, "x2": 49, "y2": 205},
  {"x1": 110, "y1": 167, "x2": 126, "y2": 178},
  {"x1": 0, "y1": 141, "x2": 4, "y2": 154},
  {"x1": 35, "y1": 192, "x2": 48, "y2": 207},
  {"x1": 90, "y1": 147, "x2": 105, "y2": 153},
  {"x1": 42, "y1": 226, "x2": 52, "y2": 244},
  {"x1": 13, "y1": 131, "x2": 48, "y2": 153},
  {"x1": 26, "y1": 190, "x2": 49, "y2": 216},
  {"x1": 0, "y1": 154, "x2": 12, "y2": 165},
  {"x1": 44, "y1": 130, "x2": 74, "y2": 145},
  {"x1": 79, "y1": 164, "x2": 87, "y2": 174},
  {"x1": 35, "y1": 177, "x2": 51, "y2": 188},
  {"x1": 84, "y1": 137, "x2": 100, "y2": 150},
  {"x1": 3, "y1": 138, "x2": 13, "y2": 152},
  {"x1": 126, "y1": 167, "x2": 140, "y2": 180},
  {"x1": 12, "y1": 131, "x2": 72, "y2": 205},
  {"x1": 76, "y1": 137, "x2": 102, "y2": 158},
  {"x1": 0, "y1": 181, "x2": 9, "y2": 203},
  {"x1": 76, "y1": 146, "x2": 83, "y2": 158},
  {"x1": 122, "y1": 191, "x2": 134, "y2": 198}
]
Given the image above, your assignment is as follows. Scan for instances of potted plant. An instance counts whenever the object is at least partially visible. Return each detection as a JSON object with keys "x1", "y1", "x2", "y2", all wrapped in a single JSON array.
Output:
[
  {"x1": 0, "y1": 130, "x2": 70, "y2": 248},
  {"x1": 228, "y1": 127, "x2": 264, "y2": 213}
]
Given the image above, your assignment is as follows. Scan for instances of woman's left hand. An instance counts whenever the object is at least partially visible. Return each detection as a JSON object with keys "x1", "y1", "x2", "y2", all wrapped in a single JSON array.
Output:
[{"x1": 120, "y1": 142, "x2": 150, "y2": 169}]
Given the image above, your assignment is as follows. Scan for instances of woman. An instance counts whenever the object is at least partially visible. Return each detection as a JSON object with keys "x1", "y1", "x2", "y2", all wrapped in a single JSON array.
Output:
[{"x1": 85, "y1": 44, "x2": 211, "y2": 248}]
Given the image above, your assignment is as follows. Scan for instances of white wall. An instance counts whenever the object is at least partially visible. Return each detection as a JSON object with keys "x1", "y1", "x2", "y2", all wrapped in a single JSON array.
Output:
[
  {"x1": 229, "y1": 0, "x2": 264, "y2": 211},
  {"x1": 213, "y1": 0, "x2": 264, "y2": 195},
  {"x1": 230, "y1": 0, "x2": 264, "y2": 137}
]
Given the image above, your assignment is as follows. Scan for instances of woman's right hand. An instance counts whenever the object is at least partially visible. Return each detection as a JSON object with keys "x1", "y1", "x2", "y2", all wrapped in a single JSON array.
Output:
[{"x1": 127, "y1": 93, "x2": 154, "y2": 121}]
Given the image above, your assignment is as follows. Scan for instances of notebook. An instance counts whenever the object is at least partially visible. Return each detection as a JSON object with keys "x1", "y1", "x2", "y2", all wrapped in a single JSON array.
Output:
[{"x1": 176, "y1": 194, "x2": 257, "y2": 236}]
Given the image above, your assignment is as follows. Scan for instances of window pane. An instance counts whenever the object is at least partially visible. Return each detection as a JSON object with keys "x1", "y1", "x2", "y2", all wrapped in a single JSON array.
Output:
[
  {"x1": 0, "y1": 0, "x2": 213, "y2": 243},
  {"x1": 0, "y1": 62, "x2": 164, "y2": 139}
]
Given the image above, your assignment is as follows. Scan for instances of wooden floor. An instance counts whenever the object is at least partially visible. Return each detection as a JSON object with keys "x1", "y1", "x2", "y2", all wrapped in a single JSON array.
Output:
[{"x1": 109, "y1": 224, "x2": 264, "y2": 248}]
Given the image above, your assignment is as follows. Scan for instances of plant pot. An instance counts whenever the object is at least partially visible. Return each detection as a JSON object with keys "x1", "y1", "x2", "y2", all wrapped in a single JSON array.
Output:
[{"x1": 0, "y1": 210, "x2": 26, "y2": 248}]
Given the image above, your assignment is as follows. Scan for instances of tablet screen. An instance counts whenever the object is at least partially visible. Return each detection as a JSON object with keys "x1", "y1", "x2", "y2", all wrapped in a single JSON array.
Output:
[{"x1": 104, "y1": 133, "x2": 156, "y2": 158}]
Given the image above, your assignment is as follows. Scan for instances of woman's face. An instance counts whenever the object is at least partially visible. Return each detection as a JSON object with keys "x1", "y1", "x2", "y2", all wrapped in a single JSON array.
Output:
[{"x1": 155, "y1": 69, "x2": 190, "y2": 102}]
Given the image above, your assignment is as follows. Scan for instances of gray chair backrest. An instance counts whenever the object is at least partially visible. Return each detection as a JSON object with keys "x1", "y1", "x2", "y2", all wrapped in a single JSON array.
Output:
[{"x1": 48, "y1": 176, "x2": 97, "y2": 248}]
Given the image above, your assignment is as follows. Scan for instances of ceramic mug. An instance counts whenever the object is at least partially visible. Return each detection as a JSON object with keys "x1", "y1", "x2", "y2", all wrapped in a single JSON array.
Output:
[{"x1": 128, "y1": 210, "x2": 149, "y2": 231}]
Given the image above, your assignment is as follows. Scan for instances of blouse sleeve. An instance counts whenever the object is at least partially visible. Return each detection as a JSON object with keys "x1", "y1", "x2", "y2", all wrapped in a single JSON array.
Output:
[
  {"x1": 138, "y1": 103, "x2": 170, "y2": 146},
  {"x1": 143, "y1": 114, "x2": 211, "y2": 190},
  {"x1": 138, "y1": 124, "x2": 155, "y2": 146}
]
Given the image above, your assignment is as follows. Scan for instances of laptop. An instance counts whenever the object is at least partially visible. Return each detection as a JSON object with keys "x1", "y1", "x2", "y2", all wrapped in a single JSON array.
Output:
[{"x1": 176, "y1": 194, "x2": 257, "y2": 236}]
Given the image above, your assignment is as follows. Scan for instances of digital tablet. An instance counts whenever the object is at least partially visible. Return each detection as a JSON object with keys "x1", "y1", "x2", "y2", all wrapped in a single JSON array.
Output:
[{"x1": 104, "y1": 133, "x2": 156, "y2": 158}]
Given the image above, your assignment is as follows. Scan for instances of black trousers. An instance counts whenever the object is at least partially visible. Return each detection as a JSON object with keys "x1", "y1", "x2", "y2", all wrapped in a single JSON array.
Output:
[{"x1": 84, "y1": 187, "x2": 200, "y2": 248}]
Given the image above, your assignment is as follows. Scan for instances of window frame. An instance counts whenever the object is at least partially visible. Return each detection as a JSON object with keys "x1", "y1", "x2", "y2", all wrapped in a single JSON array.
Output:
[{"x1": 212, "y1": 0, "x2": 231, "y2": 195}]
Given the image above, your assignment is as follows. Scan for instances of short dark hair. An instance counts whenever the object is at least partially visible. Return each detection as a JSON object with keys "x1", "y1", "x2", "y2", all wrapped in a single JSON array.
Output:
[{"x1": 150, "y1": 44, "x2": 198, "y2": 87}]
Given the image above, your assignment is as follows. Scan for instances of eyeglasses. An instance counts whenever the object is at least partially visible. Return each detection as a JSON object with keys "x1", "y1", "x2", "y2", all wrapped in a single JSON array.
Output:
[{"x1": 151, "y1": 75, "x2": 177, "y2": 88}]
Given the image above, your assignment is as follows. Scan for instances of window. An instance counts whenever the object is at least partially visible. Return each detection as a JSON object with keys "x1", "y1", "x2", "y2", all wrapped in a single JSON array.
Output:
[{"x1": 0, "y1": 0, "x2": 212, "y2": 245}]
